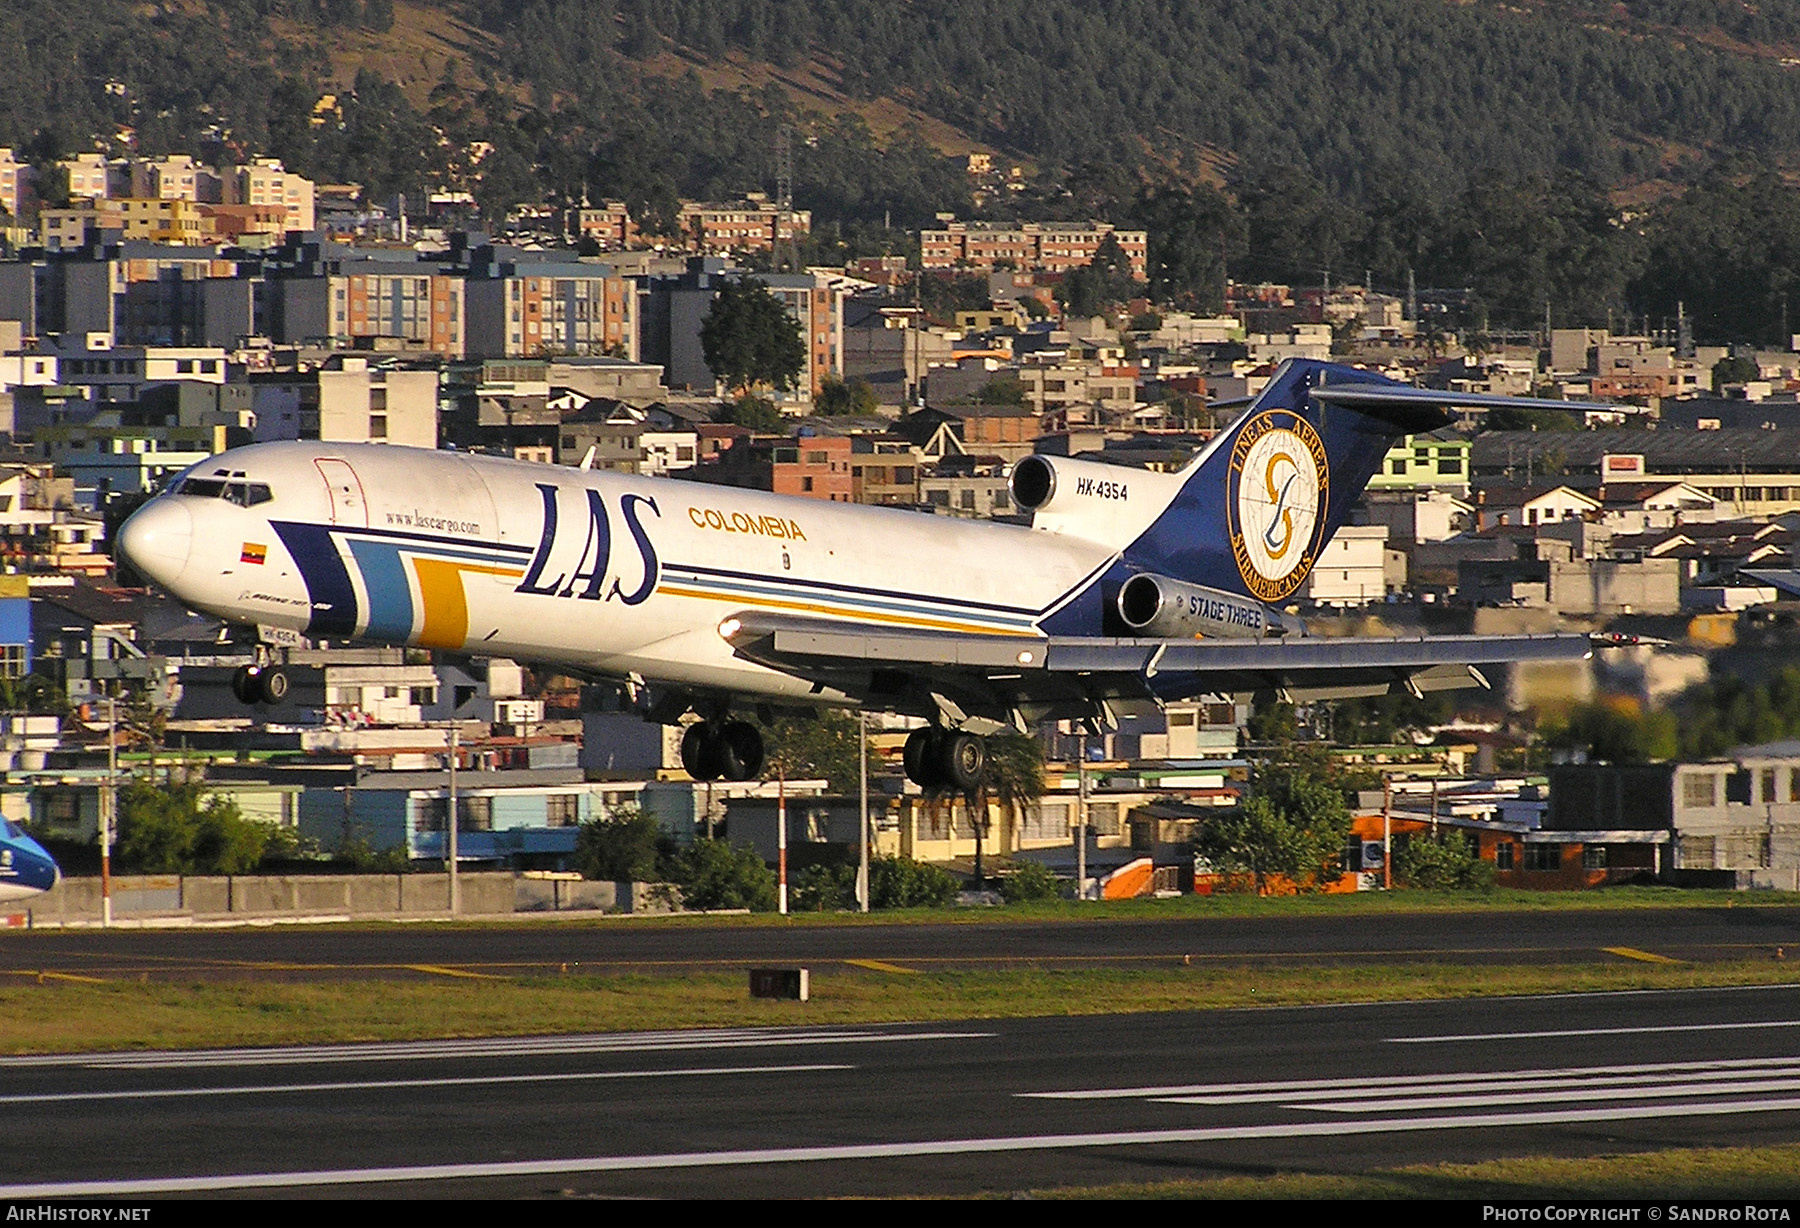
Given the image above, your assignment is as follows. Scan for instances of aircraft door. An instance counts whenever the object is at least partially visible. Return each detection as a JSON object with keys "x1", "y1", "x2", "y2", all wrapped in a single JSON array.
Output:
[{"x1": 315, "y1": 458, "x2": 368, "y2": 528}]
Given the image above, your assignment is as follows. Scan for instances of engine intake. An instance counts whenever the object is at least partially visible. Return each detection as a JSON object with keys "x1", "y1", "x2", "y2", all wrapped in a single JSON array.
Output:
[{"x1": 1116, "y1": 572, "x2": 1296, "y2": 639}]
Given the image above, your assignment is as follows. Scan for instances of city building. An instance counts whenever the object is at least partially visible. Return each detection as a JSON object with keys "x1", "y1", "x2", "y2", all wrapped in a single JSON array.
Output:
[{"x1": 920, "y1": 219, "x2": 1147, "y2": 279}]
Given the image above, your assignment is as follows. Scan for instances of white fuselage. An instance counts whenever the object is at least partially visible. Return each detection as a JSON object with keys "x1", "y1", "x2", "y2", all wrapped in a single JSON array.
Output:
[{"x1": 118, "y1": 442, "x2": 1116, "y2": 705}]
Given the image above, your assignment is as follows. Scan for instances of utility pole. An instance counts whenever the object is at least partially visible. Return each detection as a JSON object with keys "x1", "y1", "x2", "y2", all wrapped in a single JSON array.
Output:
[
  {"x1": 858, "y1": 711, "x2": 870, "y2": 913},
  {"x1": 1075, "y1": 727, "x2": 1089, "y2": 900},
  {"x1": 447, "y1": 723, "x2": 459, "y2": 916},
  {"x1": 102, "y1": 696, "x2": 116, "y2": 927},
  {"x1": 777, "y1": 764, "x2": 788, "y2": 915}
]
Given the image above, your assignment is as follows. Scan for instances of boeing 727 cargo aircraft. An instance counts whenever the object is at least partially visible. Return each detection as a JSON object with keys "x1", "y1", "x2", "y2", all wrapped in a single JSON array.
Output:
[{"x1": 117, "y1": 358, "x2": 1609, "y2": 790}]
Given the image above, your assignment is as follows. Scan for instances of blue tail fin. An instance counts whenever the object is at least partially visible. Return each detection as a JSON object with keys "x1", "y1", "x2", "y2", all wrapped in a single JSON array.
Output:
[
  {"x1": 1126, "y1": 359, "x2": 1442, "y2": 602},
  {"x1": 1040, "y1": 359, "x2": 1443, "y2": 633}
]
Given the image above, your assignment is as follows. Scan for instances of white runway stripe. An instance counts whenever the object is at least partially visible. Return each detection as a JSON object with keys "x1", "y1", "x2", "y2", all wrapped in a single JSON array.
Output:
[
  {"x1": 1387, "y1": 1019, "x2": 1800, "y2": 1044},
  {"x1": 1151, "y1": 1065, "x2": 1800, "y2": 1106},
  {"x1": 1018, "y1": 1055, "x2": 1800, "y2": 1101},
  {"x1": 10, "y1": 1096, "x2": 1800, "y2": 1197},
  {"x1": 1279, "y1": 1076, "x2": 1800, "y2": 1115},
  {"x1": 0, "y1": 1064, "x2": 851, "y2": 1106},
  {"x1": 0, "y1": 1027, "x2": 994, "y2": 1070}
]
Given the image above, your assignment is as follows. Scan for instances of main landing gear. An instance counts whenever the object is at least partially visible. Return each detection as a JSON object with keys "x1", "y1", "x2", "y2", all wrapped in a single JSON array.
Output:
[
  {"x1": 902, "y1": 726, "x2": 985, "y2": 792},
  {"x1": 680, "y1": 719, "x2": 765, "y2": 782},
  {"x1": 230, "y1": 663, "x2": 290, "y2": 705}
]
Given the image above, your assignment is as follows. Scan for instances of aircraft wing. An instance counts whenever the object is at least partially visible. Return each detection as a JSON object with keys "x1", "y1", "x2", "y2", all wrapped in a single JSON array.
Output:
[{"x1": 720, "y1": 610, "x2": 1607, "y2": 728}]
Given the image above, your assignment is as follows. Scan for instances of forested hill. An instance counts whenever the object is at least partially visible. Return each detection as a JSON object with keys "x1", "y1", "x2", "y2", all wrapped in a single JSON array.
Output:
[{"x1": 13, "y1": 0, "x2": 1800, "y2": 212}]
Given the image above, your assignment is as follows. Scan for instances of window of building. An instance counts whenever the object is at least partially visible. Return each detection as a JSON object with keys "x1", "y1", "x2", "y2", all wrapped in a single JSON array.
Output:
[
  {"x1": 1582, "y1": 846, "x2": 1608, "y2": 870},
  {"x1": 1523, "y1": 844, "x2": 1561, "y2": 871},
  {"x1": 1681, "y1": 773, "x2": 1717, "y2": 809},
  {"x1": 546, "y1": 794, "x2": 580, "y2": 827},
  {"x1": 369, "y1": 415, "x2": 387, "y2": 440},
  {"x1": 1762, "y1": 768, "x2": 1778, "y2": 804},
  {"x1": 1496, "y1": 841, "x2": 1515, "y2": 871}
]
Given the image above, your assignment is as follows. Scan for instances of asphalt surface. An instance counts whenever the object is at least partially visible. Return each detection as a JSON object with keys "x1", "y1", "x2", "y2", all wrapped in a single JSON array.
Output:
[
  {"x1": 1, "y1": 906, "x2": 1798, "y2": 982},
  {"x1": 2, "y1": 985, "x2": 1800, "y2": 1197}
]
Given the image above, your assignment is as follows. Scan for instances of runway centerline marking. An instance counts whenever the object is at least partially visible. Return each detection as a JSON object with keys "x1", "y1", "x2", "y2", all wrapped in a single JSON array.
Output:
[
  {"x1": 1387, "y1": 1020, "x2": 1800, "y2": 1044},
  {"x1": 403, "y1": 964, "x2": 502, "y2": 981},
  {"x1": 0, "y1": 1063, "x2": 853, "y2": 1106},
  {"x1": 843, "y1": 960, "x2": 918, "y2": 974},
  {"x1": 12, "y1": 1097, "x2": 1800, "y2": 1196},
  {"x1": 1602, "y1": 946, "x2": 1683, "y2": 965}
]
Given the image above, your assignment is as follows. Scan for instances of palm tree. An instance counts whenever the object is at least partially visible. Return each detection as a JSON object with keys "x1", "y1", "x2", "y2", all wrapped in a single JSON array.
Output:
[{"x1": 975, "y1": 733, "x2": 1046, "y2": 885}]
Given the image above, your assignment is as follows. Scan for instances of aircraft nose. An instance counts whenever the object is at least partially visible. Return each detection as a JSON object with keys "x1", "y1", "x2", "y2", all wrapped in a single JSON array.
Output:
[{"x1": 117, "y1": 498, "x2": 194, "y2": 589}]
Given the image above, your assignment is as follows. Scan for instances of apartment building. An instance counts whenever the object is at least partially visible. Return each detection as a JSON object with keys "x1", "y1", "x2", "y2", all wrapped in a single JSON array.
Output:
[
  {"x1": 569, "y1": 201, "x2": 637, "y2": 250},
  {"x1": 222, "y1": 159, "x2": 315, "y2": 232},
  {"x1": 920, "y1": 219, "x2": 1148, "y2": 279},
  {"x1": 675, "y1": 197, "x2": 810, "y2": 255},
  {"x1": 463, "y1": 260, "x2": 635, "y2": 359}
]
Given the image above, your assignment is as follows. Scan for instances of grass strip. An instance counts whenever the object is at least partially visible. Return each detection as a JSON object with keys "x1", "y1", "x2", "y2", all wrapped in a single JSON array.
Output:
[
  {"x1": 1, "y1": 959, "x2": 1797, "y2": 1055},
  {"x1": 404, "y1": 885, "x2": 1800, "y2": 930},
  {"x1": 1004, "y1": 1142, "x2": 1800, "y2": 1199}
]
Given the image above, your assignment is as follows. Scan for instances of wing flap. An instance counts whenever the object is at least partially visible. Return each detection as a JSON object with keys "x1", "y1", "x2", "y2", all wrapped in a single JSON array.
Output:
[{"x1": 725, "y1": 611, "x2": 1593, "y2": 680}]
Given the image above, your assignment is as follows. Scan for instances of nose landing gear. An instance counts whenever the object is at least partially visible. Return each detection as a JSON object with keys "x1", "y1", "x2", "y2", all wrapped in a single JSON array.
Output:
[
  {"x1": 680, "y1": 719, "x2": 766, "y2": 782},
  {"x1": 230, "y1": 663, "x2": 290, "y2": 705}
]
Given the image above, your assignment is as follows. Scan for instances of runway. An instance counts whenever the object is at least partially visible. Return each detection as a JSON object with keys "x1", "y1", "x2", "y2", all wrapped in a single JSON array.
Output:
[
  {"x1": 3, "y1": 985, "x2": 1799, "y2": 1197},
  {"x1": 2, "y1": 905, "x2": 1798, "y2": 982}
]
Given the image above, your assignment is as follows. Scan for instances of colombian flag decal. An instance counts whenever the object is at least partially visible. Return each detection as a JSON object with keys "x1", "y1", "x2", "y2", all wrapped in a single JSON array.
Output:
[{"x1": 240, "y1": 542, "x2": 267, "y2": 565}]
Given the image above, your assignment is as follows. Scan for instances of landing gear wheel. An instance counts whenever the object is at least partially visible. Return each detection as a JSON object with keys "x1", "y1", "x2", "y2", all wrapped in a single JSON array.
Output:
[
  {"x1": 939, "y1": 733, "x2": 985, "y2": 792},
  {"x1": 681, "y1": 723, "x2": 722, "y2": 781},
  {"x1": 903, "y1": 727, "x2": 942, "y2": 789},
  {"x1": 231, "y1": 665, "x2": 259, "y2": 705},
  {"x1": 717, "y1": 720, "x2": 764, "y2": 782},
  {"x1": 256, "y1": 667, "x2": 290, "y2": 705}
]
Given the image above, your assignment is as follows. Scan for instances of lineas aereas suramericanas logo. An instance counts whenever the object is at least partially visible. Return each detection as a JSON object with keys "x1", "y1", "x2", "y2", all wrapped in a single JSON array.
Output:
[{"x1": 1227, "y1": 409, "x2": 1330, "y2": 603}]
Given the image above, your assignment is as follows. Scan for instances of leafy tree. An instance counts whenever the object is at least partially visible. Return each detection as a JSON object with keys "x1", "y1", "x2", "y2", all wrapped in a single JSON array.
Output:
[
  {"x1": 700, "y1": 279, "x2": 807, "y2": 394},
  {"x1": 574, "y1": 803, "x2": 667, "y2": 881},
  {"x1": 1196, "y1": 744, "x2": 1352, "y2": 894},
  {"x1": 813, "y1": 376, "x2": 879, "y2": 417},
  {"x1": 1713, "y1": 354, "x2": 1760, "y2": 393},
  {"x1": 1396, "y1": 833, "x2": 1497, "y2": 892},
  {"x1": 666, "y1": 838, "x2": 778, "y2": 911},
  {"x1": 1059, "y1": 232, "x2": 1140, "y2": 317},
  {"x1": 975, "y1": 376, "x2": 1026, "y2": 406},
  {"x1": 713, "y1": 395, "x2": 786, "y2": 434},
  {"x1": 1132, "y1": 183, "x2": 1247, "y2": 310},
  {"x1": 762, "y1": 710, "x2": 864, "y2": 794},
  {"x1": 1540, "y1": 697, "x2": 1679, "y2": 764},
  {"x1": 116, "y1": 781, "x2": 293, "y2": 875}
]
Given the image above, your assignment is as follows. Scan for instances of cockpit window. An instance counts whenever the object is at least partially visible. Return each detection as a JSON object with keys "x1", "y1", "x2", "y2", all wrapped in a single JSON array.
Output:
[
  {"x1": 174, "y1": 478, "x2": 274, "y2": 506},
  {"x1": 0, "y1": 817, "x2": 21, "y2": 840}
]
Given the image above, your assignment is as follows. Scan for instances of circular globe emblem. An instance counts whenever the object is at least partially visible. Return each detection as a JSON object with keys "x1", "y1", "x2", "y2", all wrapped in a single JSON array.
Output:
[{"x1": 1227, "y1": 410, "x2": 1330, "y2": 602}]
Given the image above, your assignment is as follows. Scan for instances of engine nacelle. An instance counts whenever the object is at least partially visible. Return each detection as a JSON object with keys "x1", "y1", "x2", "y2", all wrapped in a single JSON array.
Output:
[
  {"x1": 1008, "y1": 454, "x2": 1187, "y2": 546},
  {"x1": 1116, "y1": 572, "x2": 1297, "y2": 639}
]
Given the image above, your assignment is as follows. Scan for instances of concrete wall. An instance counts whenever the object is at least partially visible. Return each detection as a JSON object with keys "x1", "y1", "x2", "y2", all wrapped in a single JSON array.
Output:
[{"x1": 4, "y1": 871, "x2": 607, "y2": 925}]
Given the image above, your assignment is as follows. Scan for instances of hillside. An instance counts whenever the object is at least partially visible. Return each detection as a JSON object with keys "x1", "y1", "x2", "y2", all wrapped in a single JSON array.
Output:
[{"x1": 14, "y1": 1, "x2": 1800, "y2": 214}]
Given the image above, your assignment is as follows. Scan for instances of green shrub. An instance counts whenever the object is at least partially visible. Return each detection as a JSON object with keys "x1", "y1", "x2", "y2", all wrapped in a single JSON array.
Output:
[
  {"x1": 997, "y1": 860, "x2": 1063, "y2": 903},
  {"x1": 574, "y1": 804, "x2": 666, "y2": 881},
  {"x1": 667, "y1": 839, "x2": 778, "y2": 911},
  {"x1": 868, "y1": 855, "x2": 958, "y2": 908},
  {"x1": 1396, "y1": 835, "x2": 1498, "y2": 892},
  {"x1": 791, "y1": 863, "x2": 858, "y2": 911}
]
